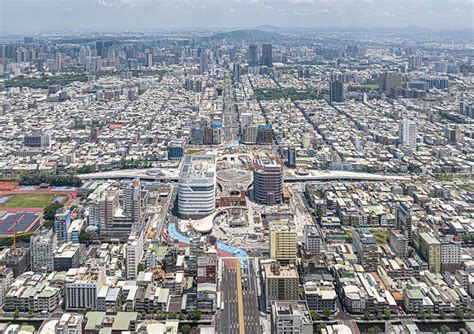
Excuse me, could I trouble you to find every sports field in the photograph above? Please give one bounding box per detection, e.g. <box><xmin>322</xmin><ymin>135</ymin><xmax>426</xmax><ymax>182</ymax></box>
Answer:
<box><xmin>0</xmin><ymin>193</ymin><xmax>66</xmax><ymax>208</ymax></box>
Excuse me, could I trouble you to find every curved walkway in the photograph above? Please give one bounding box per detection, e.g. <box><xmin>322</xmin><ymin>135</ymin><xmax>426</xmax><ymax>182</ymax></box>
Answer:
<box><xmin>168</xmin><ymin>223</ymin><xmax>248</xmax><ymax>268</ymax></box>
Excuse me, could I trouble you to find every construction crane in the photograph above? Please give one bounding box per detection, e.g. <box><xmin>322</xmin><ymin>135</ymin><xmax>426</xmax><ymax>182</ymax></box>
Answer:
<box><xmin>0</xmin><ymin>231</ymin><xmax>36</xmax><ymax>251</ymax></box>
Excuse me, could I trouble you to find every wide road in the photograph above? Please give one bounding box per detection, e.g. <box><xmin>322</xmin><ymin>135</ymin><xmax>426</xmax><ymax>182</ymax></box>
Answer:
<box><xmin>218</xmin><ymin>259</ymin><xmax>262</xmax><ymax>334</ymax></box>
<box><xmin>218</xmin><ymin>261</ymin><xmax>241</xmax><ymax>334</ymax></box>
<box><xmin>223</xmin><ymin>73</ymin><xmax>240</xmax><ymax>142</ymax></box>
<box><xmin>242</xmin><ymin>260</ymin><xmax>262</xmax><ymax>334</ymax></box>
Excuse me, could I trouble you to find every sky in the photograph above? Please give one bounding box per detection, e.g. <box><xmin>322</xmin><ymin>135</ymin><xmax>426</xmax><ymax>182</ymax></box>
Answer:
<box><xmin>0</xmin><ymin>0</ymin><xmax>473</xmax><ymax>33</ymax></box>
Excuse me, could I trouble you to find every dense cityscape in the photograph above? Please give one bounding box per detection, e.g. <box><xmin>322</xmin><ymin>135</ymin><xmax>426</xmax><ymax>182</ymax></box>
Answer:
<box><xmin>0</xmin><ymin>15</ymin><xmax>473</xmax><ymax>334</ymax></box>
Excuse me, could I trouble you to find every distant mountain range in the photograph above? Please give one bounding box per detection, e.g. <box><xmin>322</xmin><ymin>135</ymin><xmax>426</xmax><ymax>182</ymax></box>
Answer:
<box><xmin>206</xmin><ymin>29</ymin><xmax>281</xmax><ymax>43</ymax></box>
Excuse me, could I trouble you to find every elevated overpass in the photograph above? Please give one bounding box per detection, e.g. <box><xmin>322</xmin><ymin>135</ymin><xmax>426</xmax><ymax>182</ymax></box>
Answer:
<box><xmin>79</xmin><ymin>168</ymin><xmax>409</xmax><ymax>183</ymax></box>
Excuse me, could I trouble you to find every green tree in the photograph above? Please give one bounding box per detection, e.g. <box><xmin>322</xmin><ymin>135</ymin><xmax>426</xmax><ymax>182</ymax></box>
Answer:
<box><xmin>364</xmin><ymin>311</ymin><xmax>371</xmax><ymax>321</ymax></box>
<box><xmin>376</xmin><ymin>311</ymin><xmax>383</xmax><ymax>319</ymax></box>
<box><xmin>440</xmin><ymin>325</ymin><xmax>450</xmax><ymax>334</ymax></box>
<box><xmin>316</xmin><ymin>209</ymin><xmax>323</xmax><ymax>220</ymax></box>
<box><xmin>383</xmin><ymin>308</ymin><xmax>391</xmax><ymax>320</ymax></box>
<box><xmin>137</xmin><ymin>263</ymin><xmax>144</xmax><ymax>273</ymax></box>
<box><xmin>188</xmin><ymin>310</ymin><xmax>202</xmax><ymax>320</ymax></box>
<box><xmin>316</xmin><ymin>323</ymin><xmax>327</xmax><ymax>333</ymax></box>
<box><xmin>78</xmin><ymin>228</ymin><xmax>91</xmax><ymax>244</ymax></box>
<box><xmin>454</xmin><ymin>309</ymin><xmax>464</xmax><ymax>319</ymax></box>
<box><xmin>310</xmin><ymin>311</ymin><xmax>321</xmax><ymax>320</ymax></box>
<box><xmin>368</xmin><ymin>326</ymin><xmax>382</xmax><ymax>333</ymax></box>
<box><xmin>13</xmin><ymin>308</ymin><xmax>19</xmax><ymax>319</ymax></box>
<box><xmin>167</xmin><ymin>312</ymin><xmax>176</xmax><ymax>319</ymax></box>
<box><xmin>28</xmin><ymin>308</ymin><xmax>34</xmax><ymax>318</ymax></box>
<box><xmin>177</xmin><ymin>312</ymin><xmax>187</xmax><ymax>320</ymax></box>
<box><xmin>432</xmin><ymin>328</ymin><xmax>438</xmax><ymax>334</ymax></box>
<box><xmin>43</xmin><ymin>202</ymin><xmax>64</xmax><ymax>221</ymax></box>
<box><xmin>156</xmin><ymin>311</ymin><xmax>166</xmax><ymax>320</ymax></box>
<box><xmin>182</xmin><ymin>324</ymin><xmax>192</xmax><ymax>334</ymax></box>
<box><xmin>322</xmin><ymin>308</ymin><xmax>331</xmax><ymax>319</ymax></box>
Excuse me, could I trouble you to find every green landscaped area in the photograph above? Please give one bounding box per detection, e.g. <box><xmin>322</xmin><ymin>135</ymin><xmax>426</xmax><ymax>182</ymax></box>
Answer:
<box><xmin>187</xmin><ymin>148</ymin><xmax>205</xmax><ymax>155</ymax></box>
<box><xmin>0</xmin><ymin>193</ymin><xmax>67</xmax><ymax>208</ymax></box>
<box><xmin>254</xmin><ymin>88</ymin><xmax>322</xmax><ymax>101</ymax></box>
<box><xmin>370</xmin><ymin>229</ymin><xmax>390</xmax><ymax>244</ymax></box>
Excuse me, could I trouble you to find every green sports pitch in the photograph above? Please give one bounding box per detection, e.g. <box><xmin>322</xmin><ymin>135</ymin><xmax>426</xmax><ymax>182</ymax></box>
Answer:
<box><xmin>0</xmin><ymin>193</ymin><xmax>67</xmax><ymax>208</ymax></box>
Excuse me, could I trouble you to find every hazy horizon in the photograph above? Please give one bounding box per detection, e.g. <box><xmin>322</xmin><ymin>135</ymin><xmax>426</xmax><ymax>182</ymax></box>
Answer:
<box><xmin>1</xmin><ymin>0</ymin><xmax>472</xmax><ymax>34</ymax></box>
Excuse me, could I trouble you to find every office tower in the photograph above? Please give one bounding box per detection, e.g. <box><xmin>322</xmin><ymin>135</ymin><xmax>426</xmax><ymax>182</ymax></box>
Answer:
<box><xmin>199</xmin><ymin>48</ymin><xmax>209</xmax><ymax>75</ymax></box>
<box><xmin>126</xmin><ymin>230</ymin><xmax>144</xmax><ymax>279</ymax></box>
<box><xmin>194</xmin><ymin>79</ymin><xmax>203</xmax><ymax>92</ymax></box>
<box><xmin>248</xmin><ymin>44</ymin><xmax>258</xmax><ymax>67</ymax></box>
<box><xmin>240</xmin><ymin>112</ymin><xmax>253</xmax><ymax>130</ymax></box>
<box><xmin>55</xmin><ymin>53</ymin><xmax>63</xmax><ymax>71</ymax></box>
<box><xmin>65</xmin><ymin>270</ymin><xmax>98</xmax><ymax>311</ymax></box>
<box><xmin>107</xmin><ymin>46</ymin><xmax>116</xmax><ymax>61</ymax></box>
<box><xmin>304</xmin><ymin>225</ymin><xmax>322</xmax><ymax>255</ymax></box>
<box><xmin>123</xmin><ymin>178</ymin><xmax>142</xmax><ymax>223</ymax></box>
<box><xmin>269</xmin><ymin>218</ymin><xmax>297</xmax><ymax>263</ymax></box>
<box><xmin>53</xmin><ymin>243</ymin><xmax>80</xmax><ymax>271</ymax></box>
<box><xmin>145</xmin><ymin>52</ymin><xmax>153</xmax><ymax>67</ymax></box>
<box><xmin>178</xmin><ymin>155</ymin><xmax>216</xmax><ymax>219</ymax></box>
<box><xmin>0</xmin><ymin>267</ymin><xmax>13</xmax><ymax>308</ymax></box>
<box><xmin>168</xmin><ymin>140</ymin><xmax>184</xmax><ymax>160</ymax></box>
<box><xmin>388</xmin><ymin>230</ymin><xmax>408</xmax><ymax>258</ymax></box>
<box><xmin>264</xmin><ymin>261</ymin><xmax>299</xmax><ymax>311</ymax></box>
<box><xmin>435</xmin><ymin>62</ymin><xmax>448</xmax><ymax>73</ymax></box>
<box><xmin>352</xmin><ymin>228</ymin><xmax>378</xmax><ymax>272</ymax></box>
<box><xmin>103</xmin><ymin>40</ymin><xmax>113</xmax><ymax>56</ymax></box>
<box><xmin>409</xmin><ymin>55</ymin><xmax>423</xmax><ymax>69</ymax></box>
<box><xmin>262</xmin><ymin>43</ymin><xmax>273</xmax><ymax>67</ymax></box>
<box><xmin>378</xmin><ymin>72</ymin><xmax>402</xmax><ymax>95</ymax></box>
<box><xmin>173</xmin><ymin>45</ymin><xmax>183</xmax><ymax>64</ymax></box>
<box><xmin>271</xmin><ymin>301</ymin><xmax>313</xmax><ymax>334</ymax></box>
<box><xmin>34</xmin><ymin>58</ymin><xmax>44</xmax><ymax>72</ymax></box>
<box><xmin>54</xmin><ymin>207</ymin><xmax>71</xmax><ymax>242</ymax></box>
<box><xmin>203</xmin><ymin>127</ymin><xmax>213</xmax><ymax>145</ymax></box>
<box><xmin>399</xmin><ymin>119</ymin><xmax>417</xmax><ymax>149</ymax></box>
<box><xmin>0</xmin><ymin>249</ymin><xmax>30</xmax><ymax>277</ymax></box>
<box><xmin>302</xmin><ymin>133</ymin><xmax>312</xmax><ymax>149</ymax></box>
<box><xmin>253</xmin><ymin>155</ymin><xmax>284</xmax><ymax>205</ymax></box>
<box><xmin>287</xmin><ymin>147</ymin><xmax>296</xmax><ymax>167</ymax></box>
<box><xmin>88</xmin><ymin>188</ymin><xmax>119</xmax><ymax>231</ymax></box>
<box><xmin>440</xmin><ymin>235</ymin><xmax>462</xmax><ymax>273</ymax></box>
<box><xmin>23</xmin><ymin>132</ymin><xmax>50</xmax><ymax>148</ymax></box>
<box><xmin>242</xmin><ymin>125</ymin><xmax>258</xmax><ymax>144</ymax></box>
<box><xmin>396</xmin><ymin>203</ymin><xmax>413</xmax><ymax>245</ymax></box>
<box><xmin>256</xmin><ymin>125</ymin><xmax>273</xmax><ymax>144</ymax></box>
<box><xmin>329</xmin><ymin>80</ymin><xmax>344</xmax><ymax>103</ymax></box>
<box><xmin>459</xmin><ymin>101</ymin><xmax>474</xmax><ymax>118</ymax></box>
<box><xmin>30</xmin><ymin>229</ymin><xmax>57</xmax><ymax>273</ymax></box>
<box><xmin>79</xmin><ymin>46</ymin><xmax>87</xmax><ymax>65</ymax></box>
<box><xmin>418</xmin><ymin>232</ymin><xmax>441</xmax><ymax>274</ymax></box>
<box><xmin>90</xmin><ymin>126</ymin><xmax>100</xmax><ymax>143</ymax></box>
<box><xmin>191</xmin><ymin>126</ymin><xmax>204</xmax><ymax>145</ymax></box>
<box><xmin>211</xmin><ymin>124</ymin><xmax>222</xmax><ymax>145</ymax></box>
<box><xmin>184</xmin><ymin>78</ymin><xmax>194</xmax><ymax>91</ymax></box>
<box><xmin>96</xmin><ymin>41</ymin><xmax>104</xmax><ymax>58</ymax></box>
<box><xmin>444</xmin><ymin>126</ymin><xmax>462</xmax><ymax>143</ymax></box>
<box><xmin>232</xmin><ymin>62</ymin><xmax>241</xmax><ymax>83</ymax></box>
